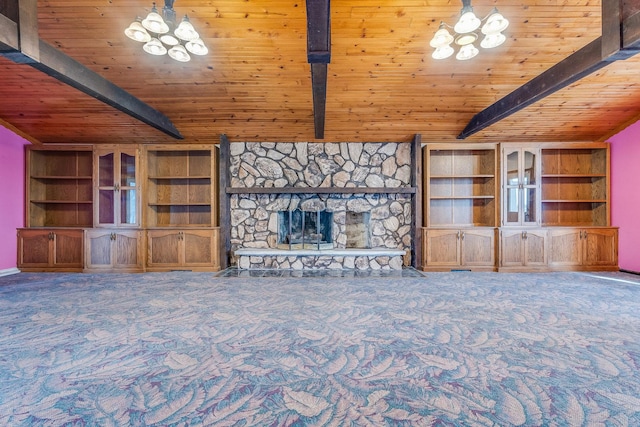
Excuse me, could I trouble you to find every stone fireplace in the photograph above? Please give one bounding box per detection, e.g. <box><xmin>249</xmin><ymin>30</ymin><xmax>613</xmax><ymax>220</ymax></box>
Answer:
<box><xmin>228</xmin><ymin>142</ymin><xmax>414</xmax><ymax>270</ymax></box>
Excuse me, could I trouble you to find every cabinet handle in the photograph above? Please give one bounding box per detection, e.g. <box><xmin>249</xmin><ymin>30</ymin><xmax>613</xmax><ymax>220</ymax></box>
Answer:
<box><xmin>456</xmin><ymin>230</ymin><xmax>460</xmax><ymax>240</ymax></box>
<box><xmin>583</xmin><ymin>230</ymin><xmax>587</xmax><ymax>239</ymax></box>
<box><xmin>522</xmin><ymin>231</ymin><xmax>527</xmax><ymax>240</ymax></box>
<box><xmin>580</xmin><ymin>230</ymin><xmax>583</xmax><ymax>239</ymax></box>
<box><xmin>110</xmin><ymin>233</ymin><xmax>116</xmax><ymax>241</ymax></box>
<box><xmin>48</xmin><ymin>231</ymin><xmax>54</xmax><ymax>240</ymax></box>
<box><xmin>461</xmin><ymin>231</ymin><xmax>465</xmax><ymax>241</ymax></box>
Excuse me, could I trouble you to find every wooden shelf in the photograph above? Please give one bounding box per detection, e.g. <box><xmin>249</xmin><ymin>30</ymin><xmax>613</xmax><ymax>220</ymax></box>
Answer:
<box><xmin>542</xmin><ymin>174</ymin><xmax>606</xmax><ymax>178</ymax></box>
<box><xmin>31</xmin><ymin>175</ymin><xmax>93</xmax><ymax>180</ymax></box>
<box><xmin>32</xmin><ymin>200</ymin><xmax>93</xmax><ymax>204</ymax></box>
<box><xmin>542</xmin><ymin>199</ymin><xmax>607</xmax><ymax>203</ymax></box>
<box><xmin>148</xmin><ymin>176</ymin><xmax>211</xmax><ymax>180</ymax></box>
<box><xmin>431</xmin><ymin>175</ymin><xmax>494</xmax><ymax>179</ymax></box>
<box><xmin>431</xmin><ymin>195</ymin><xmax>495</xmax><ymax>200</ymax></box>
<box><xmin>149</xmin><ymin>202</ymin><xmax>211</xmax><ymax>206</ymax></box>
<box><xmin>226</xmin><ymin>186</ymin><xmax>417</xmax><ymax>194</ymax></box>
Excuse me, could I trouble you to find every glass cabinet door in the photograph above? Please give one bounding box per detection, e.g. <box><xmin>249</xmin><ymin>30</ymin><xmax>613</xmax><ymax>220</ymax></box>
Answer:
<box><xmin>95</xmin><ymin>148</ymin><xmax>139</xmax><ymax>227</ymax></box>
<box><xmin>502</xmin><ymin>146</ymin><xmax>540</xmax><ymax>226</ymax></box>
<box><xmin>98</xmin><ymin>152</ymin><xmax>115</xmax><ymax>225</ymax></box>
<box><xmin>119</xmin><ymin>152</ymin><xmax>137</xmax><ymax>225</ymax></box>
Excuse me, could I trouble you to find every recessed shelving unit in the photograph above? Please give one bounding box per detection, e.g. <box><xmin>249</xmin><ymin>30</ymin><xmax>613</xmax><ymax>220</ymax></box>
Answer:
<box><xmin>425</xmin><ymin>146</ymin><xmax>497</xmax><ymax>227</ymax></box>
<box><xmin>146</xmin><ymin>147</ymin><xmax>217</xmax><ymax>227</ymax></box>
<box><xmin>541</xmin><ymin>147</ymin><xmax>608</xmax><ymax>226</ymax></box>
<box><xmin>27</xmin><ymin>148</ymin><xmax>93</xmax><ymax>227</ymax></box>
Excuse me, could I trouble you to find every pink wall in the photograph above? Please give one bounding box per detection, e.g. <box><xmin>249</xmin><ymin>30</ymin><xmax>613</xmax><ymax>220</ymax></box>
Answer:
<box><xmin>609</xmin><ymin>122</ymin><xmax>640</xmax><ymax>273</ymax></box>
<box><xmin>0</xmin><ymin>126</ymin><xmax>28</xmax><ymax>271</ymax></box>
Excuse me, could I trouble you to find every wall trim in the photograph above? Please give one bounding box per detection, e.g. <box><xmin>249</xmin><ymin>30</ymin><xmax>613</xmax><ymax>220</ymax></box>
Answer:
<box><xmin>0</xmin><ymin>267</ymin><xmax>20</xmax><ymax>277</ymax></box>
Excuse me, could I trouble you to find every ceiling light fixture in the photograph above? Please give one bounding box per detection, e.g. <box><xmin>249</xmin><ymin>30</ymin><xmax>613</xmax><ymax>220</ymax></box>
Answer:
<box><xmin>125</xmin><ymin>0</ymin><xmax>208</xmax><ymax>62</ymax></box>
<box><xmin>430</xmin><ymin>0</ymin><xmax>509</xmax><ymax>61</ymax></box>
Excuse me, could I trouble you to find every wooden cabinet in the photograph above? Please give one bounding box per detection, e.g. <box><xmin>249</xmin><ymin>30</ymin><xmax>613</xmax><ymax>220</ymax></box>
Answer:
<box><xmin>84</xmin><ymin>229</ymin><xmax>144</xmax><ymax>272</ymax></box>
<box><xmin>94</xmin><ymin>146</ymin><xmax>141</xmax><ymax>228</ymax></box>
<box><xmin>17</xmin><ymin>228</ymin><xmax>84</xmax><ymax>272</ymax></box>
<box><xmin>147</xmin><ymin>228</ymin><xmax>220</xmax><ymax>271</ymax></box>
<box><xmin>423</xmin><ymin>228</ymin><xmax>495</xmax><ymax>271</ymax></box>
<box><xmin>143</xmin><ymin>145</ymin><xmax>220</xmax><ymax>271</ymax></box>
<box><xmin>502</xmin><ymin>145</ymin><xmax>541</xmax><ymax>226</ymax></box>
<box><xmin>541</xmin><ymin>143</ymin><xmax>609</xmax><ymax>227</ymax></box>
<box><xmin>548</xmin><ymin>227</ymin><xmax>618</xmax><ymax>270</ymax></box>
<box><xmin>422</xmin><ymin>144</ymin><xmax>498</xmax><ymax>271</ymax></box>
<box><xmin>26</xmin><ymin>146</ymin><xmax>93</xmax><ymax>228</ymax></box>
<box><xmin>499</xmin><ymin>228</ymin><xmax>548</xmax><ymax>270</ymax></box>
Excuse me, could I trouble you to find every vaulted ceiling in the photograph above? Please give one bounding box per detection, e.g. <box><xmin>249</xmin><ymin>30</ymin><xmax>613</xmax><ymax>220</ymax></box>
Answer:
<box><xmin>1</xmin><ymin>0</ymin><xmax>640</xmax><ymax>146</ymax></box>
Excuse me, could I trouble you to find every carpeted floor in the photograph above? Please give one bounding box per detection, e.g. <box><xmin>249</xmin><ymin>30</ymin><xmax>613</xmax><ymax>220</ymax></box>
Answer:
<box><xmin>0</xmin><ymin>270</ymin><xmax>639</xmax><ymax>426</ymax></box>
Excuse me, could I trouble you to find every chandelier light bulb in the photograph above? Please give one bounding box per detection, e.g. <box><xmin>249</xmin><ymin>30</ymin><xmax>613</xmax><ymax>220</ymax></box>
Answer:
<box><xmin>456</xmin><ymin>43</ymin><xmax>479</xmax><ymax>60</ymax></box>
<box><xmin>432</xmin><ymin>45</ymin><xmax>454</xmax><ymax>60</ymax></box>
<box><xmin>124</xmin><ymin>20</ymin><xmax>151</xmax><ymax>43</ymax></box>
<box><xmin>143</xmin><ymin>38</ymin><xmax>167</xmax><ymax>56</ymax></box>
<box><xmin>175</xmin><ymin>15</ymin><xmax>199</xmax><ymax>41</ymax></box>
<box><xmin>160</xmin><ymin>33</ymin><xmax>180</xmax><ymax>46</ymax></box>
<box><xmin>481</xmin><ymin>32</ymin><xmax>506</xmax><ymax>49</ymax></box>
<box><xmin>482</xmin><ymin>8</ymin><xmax>509</xmax><ymax>35</ymax></box>
<box><xmin>186</xmin><ymin>38</ymin><xmax>209</xmax><ymax>56</ymax></box>
<box><xmin>429</xmin><ymin>24</ymin><xmax>454</xmax><ymax>48</ymax></box>
<box><xmin>454</xmin><ymin>7</ymin><xmax>481</xmax><ymax>34</ymax></box>
<box><xmin>142</xmin><ymin>4</ymin><xmax>170</xmax><ymax>34</ymax></box>
<box><xmin>168</xmin><ymin>45</ymin><xmax>191</xmax><ymax>62</ymax></box>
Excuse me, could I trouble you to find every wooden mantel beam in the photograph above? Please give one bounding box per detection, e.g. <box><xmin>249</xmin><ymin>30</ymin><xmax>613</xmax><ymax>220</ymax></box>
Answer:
<box><xmin>0</xmin><ymin>0</ymin><xmax>183</xmax><ymax>139</ymax></box>
<box><xmin>306</xmin><ymin>0</ymin><xmax>331</xmax><ymax>139</ymax></box>
<box><xmin>458</xmin><ymin>0</ymin><xmax>640</xmax><ymax>139</ymax></box>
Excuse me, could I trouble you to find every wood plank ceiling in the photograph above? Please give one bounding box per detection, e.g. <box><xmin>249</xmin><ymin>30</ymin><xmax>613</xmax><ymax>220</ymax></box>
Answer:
<box><xmin>1</xmin><ymin>0</ymin><xmax>640</xmax><ymax>145</ymax></box>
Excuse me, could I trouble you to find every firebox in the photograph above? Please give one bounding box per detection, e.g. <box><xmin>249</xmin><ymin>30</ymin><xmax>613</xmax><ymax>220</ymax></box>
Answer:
<box><xmin>277</xmin><ymin>209</ymin><xmax>333</xmax><ymax>250</ymax></box>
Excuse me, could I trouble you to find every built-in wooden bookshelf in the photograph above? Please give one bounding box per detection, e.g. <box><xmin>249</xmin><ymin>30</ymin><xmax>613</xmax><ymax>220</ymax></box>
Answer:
<box><xmin>27</xmin><ymin>147</ymin><xmax>93</xmax><ymax>227</ymax></box>
<box><xmin>424</xmin><ymin>145</ymin><xmax>497</xmax><ymax>228</ymax></box>
<box><xmin>541</xmin><ymin>145</ymin><xmax>609</xmax><ymax>226</ymax></box>
<box><xmin>145</xmin><ymin>146</ymin><xmax>217</xmax><ymax>227</ymax></box>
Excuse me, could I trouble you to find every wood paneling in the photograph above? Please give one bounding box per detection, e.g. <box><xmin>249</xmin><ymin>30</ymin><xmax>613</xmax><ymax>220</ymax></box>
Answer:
<box><xmin>1</xmin><ymin>1</ymin><xmax>639</xmax><ymax>144</ymax></box>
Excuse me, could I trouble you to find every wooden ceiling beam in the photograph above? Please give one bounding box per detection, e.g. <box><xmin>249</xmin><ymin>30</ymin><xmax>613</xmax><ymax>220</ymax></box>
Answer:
<box><xmin>0</xmin><ymin>0</ymin><xmax>183</xmax><ymax>140</ymax></box>
<box><xmin>458</xmin><ymin>0</ymin><xmax>640</xmax><ymax>139</ymax></box>
<box><xmin>306</xmin><ymin>0</ymin><xmax>330</xmax><ymax>139</ymax></box>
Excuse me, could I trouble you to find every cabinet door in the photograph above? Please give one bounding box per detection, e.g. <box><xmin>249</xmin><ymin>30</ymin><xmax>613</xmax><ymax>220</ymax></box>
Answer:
<box><xmin>183</xmin><ymin>230</ymin><xmax>216</xmax><ymax>267</ymax></box>
<box><xmin>114</xmin><ymin>231</ymin><xmax>143</xmax><ymax>270</ymax></box>
<box><xmin>523</xmin><ymin>229</ymin><xmax>547</xmax><ymax>266</ymax></box>
<box><xmin>424</xmin><ymin>229</ymin><xmax>460</xmax><ymax>267</ymax></box>
<box><xmin>548</xmin><ymin>228</ymin><xmax>583</xmax><ymax>267</ymax></box>
<box><xmin>18</xmin><ymin>229</ymin><xmax>53</xmax><ymax>267</ymax></box>
<box><xmin>147</xmin><ymin>230</ymin><xmax>182</xmax><ymax>268</ymax></box>
<box><xmin>583</xmin><ymin>228</ymin><xmax>618</xmax><ymax>267</ymax></box>
<box><xmin>503</xmin><ymin>147</ymin><xmax>540</xmax><ymax>226</ymax></box>
<box><xmin>85</xmin><ymin>229</ymin><xmax>143</xmax><ymax>271</ymax></box>
<box><xmin>460</xmin><ymin>229</ymin><xmax>495</xmax><ymax>267</ymax></box>
<box><xmin>500</xmin><ymin>229</ymin><xmax>525</xmax><ymax>267</ymax></box>
<box><xmin>85</xmin><ymin>229</ymin><xmax>115</xmax><ymax>270</ymax></box>
<box><xmin>52</xmin><ymin>229</ymin><xmax>84</xmax><ymax>268</ymax></box>
<box><xmin>95</xmin><ymin>148</ymin><xmax>140</xmax><ymax>227</ymax></box>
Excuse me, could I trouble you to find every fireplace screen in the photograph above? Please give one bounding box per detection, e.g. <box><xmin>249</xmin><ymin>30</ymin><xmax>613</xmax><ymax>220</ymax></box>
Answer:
<box><xmin>277</xmin><ymin>209</ymin><xmax>333</xmax><ymax>250</ymax></box>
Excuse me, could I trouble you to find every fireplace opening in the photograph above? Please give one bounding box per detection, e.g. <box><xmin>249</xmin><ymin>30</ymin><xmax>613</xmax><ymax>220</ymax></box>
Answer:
<box><xmin>277</xmin><ymin>209</ymin><xmax>333</xmax><ymax>250</ymax></box>
<box><xmin>346</xmin><ymin>211</ymin><xmax>370</xmax><ymax>248</ymax></box>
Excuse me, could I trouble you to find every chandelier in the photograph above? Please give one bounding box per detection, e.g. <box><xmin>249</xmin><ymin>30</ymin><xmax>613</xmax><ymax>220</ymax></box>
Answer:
<box><xmin>429</xmin><ymin>0</ymin><xmax>509</xmax><ymax>60</ymax></box>
<box><xmin>124</xmin><ymin>0</ymin><xmax>208</xmax><ymax>62</ymax></box>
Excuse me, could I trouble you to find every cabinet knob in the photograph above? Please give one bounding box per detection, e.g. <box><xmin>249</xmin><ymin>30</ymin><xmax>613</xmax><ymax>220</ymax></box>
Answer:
<box><xmin>461</xmin><ymin>231</ymin><xmax>465</xmax><ymax>241</ymax></box>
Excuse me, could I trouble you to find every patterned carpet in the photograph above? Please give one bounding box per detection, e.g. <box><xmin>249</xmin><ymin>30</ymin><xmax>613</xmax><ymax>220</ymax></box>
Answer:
<box><xmin>0</xmin><ymin>271</ymin><xmax>639</xmax><ymax>426</ymax></box>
